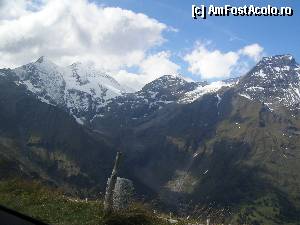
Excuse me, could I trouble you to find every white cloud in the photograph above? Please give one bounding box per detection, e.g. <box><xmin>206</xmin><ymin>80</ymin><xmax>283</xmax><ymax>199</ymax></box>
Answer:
<box><xmin>0</xmin><ymin>0</ymin><xmax>265</xmax><ymax>91</ymax></box>
<box><xmin>0</xmin><ymin>0</ymin><xmax>28</xmax><ymax>20</ymax></box>
<box><xmin>114</xmin><ymin>51</ymin><xmax>181</xmax><ymax>91</ymax></box>
<box><xmin>0</xmin><ymin>0</ymin><xmax>182</xmax><ymax>91</ymax></box>
<box><xmin>113</xmin><ymin>70</ymin><xmax>144</xmax><ymax>92</ymax></box>
<box><xmin>184</xmin><ymin>42</ymin><xmax>239</xmax><ymax>79</ymax></box>
<box><xmin>139</xmin><ymin>51</ymin><xmax>180</xmax><ymax>82</ymax></box>
<box><xmin>239</xmin><ymin>43</ymin><xmax>264</xmax><ymax>62</ymax></box>
<box><xmin>184</xmin><ymin>41</ymin><xmax>264</xmax><ymax>79</ymax></box>
<box><xmin>0</xmin><ymin>0</ymin><xmax>167</xmax><ymax>70</ymax></box>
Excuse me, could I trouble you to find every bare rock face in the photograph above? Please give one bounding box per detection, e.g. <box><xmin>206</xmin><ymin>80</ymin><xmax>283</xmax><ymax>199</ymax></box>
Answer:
<box><xmin>113</xmin><ymin>177</ymin><xmax>134</xmax><ymax>211</ymax></box>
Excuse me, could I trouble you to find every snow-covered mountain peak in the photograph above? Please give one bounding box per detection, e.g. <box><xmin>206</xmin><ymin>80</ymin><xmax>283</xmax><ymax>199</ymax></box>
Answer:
<box><xmin>10</xmin><ymin>57</ymin><xmax>126</xmax><ymax>122</ymax></box>
<box><xmin>32</xmin><ymin>56</ymin><xmax>62</xmax><ymax>73</ymax></box>
<box><xmin>64</xmin><ymin>61</ymin><xmax>125</xmax><ymax>100</ymax></box>
<box><xmin>68</xmin><ymin>61</ymin><xmax>118</xmax><ymax>84</ymax></box>
<box><xmin>142</xmin><ymin>75</ymin><xmax>187</xmax><ymax>90</ymax></box>
<box><xmin>243</xmin><ymin>54</ymin><xmax>298</xmax><ymax>82</ymax></box>
<box><xmin>14</xmin><ymin>56</ymin><xmax>65</xmax><ymax>105</ymax></box>
<box><xmin>254</xmin><ymin>55</ymin><xmax>298</xmax><ymax>77</ymax></box>
<box><xmin>238</xmin><ymin>54</ymin><xmax>300</xmax><ymax>110</ymax></box>
<box><xmin>36</xmin><ymin>56</ymin><xmax>52</xmax><ymax>63</ymax></box>
<box><xmin>260</xmin><ymin>54</ymin><xmax>296</xmax><ymax>65</ymax></box>
<box><xmin>138</xmin><ymin>75</ymin><xmax>200</xmax><ymax>102</ymax></box>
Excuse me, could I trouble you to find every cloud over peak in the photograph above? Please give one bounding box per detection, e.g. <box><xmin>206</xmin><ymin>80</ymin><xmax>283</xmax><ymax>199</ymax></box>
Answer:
<box><xmin>0</xmin><ymin>0</ymin><xmax>168</xmax><ymax>70</ymax></box>
<box><xmin>114</xmin><ymin>51</ymin><xmax>181</xmax><ymax>91</ymax></box>
<box><xmin>239</xmin><ymin>43</ymin><xmax>264</xmax><ymax>62</ymax></box>
<box><xmin>184</xmin><ymin>41</ymin><xmax>264</xmax><ymax>80</ymax></box>
<box><xmin>0</xmin><ymin>0</ymin><xmax>266</xmax><ymax>91</ymax></box>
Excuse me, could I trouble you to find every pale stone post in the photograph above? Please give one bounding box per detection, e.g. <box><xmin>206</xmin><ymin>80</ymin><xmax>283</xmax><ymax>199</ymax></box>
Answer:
<box><xmin>103</xmin><ymin>152</ymin><xmax>122</xmax><ymax>215</ymax></box>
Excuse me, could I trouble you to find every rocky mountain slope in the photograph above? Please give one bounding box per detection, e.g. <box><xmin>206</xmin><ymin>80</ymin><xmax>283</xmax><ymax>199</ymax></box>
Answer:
<box><xmin>0</xmin><ymin>72</ymin><xmax>116</xmax><ymax>193</ymax></box>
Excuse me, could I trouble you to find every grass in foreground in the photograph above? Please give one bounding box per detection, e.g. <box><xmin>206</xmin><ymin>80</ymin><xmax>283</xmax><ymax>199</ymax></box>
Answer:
<box><xmin>0</xmin><ymin>179</ymin><xmax>174</xmax><ymax>225</ymax></box>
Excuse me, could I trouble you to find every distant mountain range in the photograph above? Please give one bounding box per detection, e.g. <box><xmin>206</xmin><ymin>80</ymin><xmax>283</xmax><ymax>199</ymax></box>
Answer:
<box><xmin>1</xmin><ymin>54</ymin><xmax>300</xmax><ymax>224</ymax></box>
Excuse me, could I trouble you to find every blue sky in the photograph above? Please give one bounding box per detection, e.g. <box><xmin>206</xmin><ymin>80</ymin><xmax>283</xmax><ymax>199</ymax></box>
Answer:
<box><xmin>0</xmin><ymin>0</ymin><xmax>299</xmax><ymax>90</ymax></box>
<box><xmin>99</xmin><ymin>0</ymin><xmax>300</xmax><ymax>81</ymax></box>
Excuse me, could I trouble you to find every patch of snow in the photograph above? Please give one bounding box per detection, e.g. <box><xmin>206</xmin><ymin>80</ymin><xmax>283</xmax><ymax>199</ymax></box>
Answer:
<box><xmin>193</xmin><ymin>152</ymin><xmax>199</xmax><ymax>158</ymax></box>
<box><xmin>180</xmin><ymin>81</ymin><xmax>235</xmax><ymax>103</ymax></box>
<box><xmin>167</xmin><ymin>218</ymin><xmax>178</xmax><ymax>224</ymax></box>
<box><xmin>246</xmin><ymin>86</ymin><xmax>264</xmax><ymax>91</ymax></box>
<box><xmin>37</xmin><ymin>97</ymin><xmax>55</xmax><ymax>106</ymax></box>
<box><xmin>239</xmin><ymin>93</ymin><xmax>252</xmax><ymax>100</ymax></box>
<box><xmin>255</xmin><ymin>69</ymin><xmax>266</xmax><ymax>78</ymax></box>
<box><xmin>149</xmin><ymin>91</ymin><xmax>158</xmax><ymax>99</ymax></box>
<box><xmin>274</xmin><ymin>67</ymin><xmax>281</xmax><ymax>72</ymax></box>
<box><xmin>156</xmin><ymin>100</ymin><xmax>174</xmax><ymax>104</ymax></box>
<box><xmin>75</xmin><ymin>117</ymin><xmax>85</xmax><ymax>125</ymax></box>
<box><xmin>216</xmin><ymin>94</ymin><xmax>221</xmax><ymax>107</ymax></box>
<box><xmin>263</xmin><ymin>103</ymin><xmax>274</xmax><ymax>111</ymax></box>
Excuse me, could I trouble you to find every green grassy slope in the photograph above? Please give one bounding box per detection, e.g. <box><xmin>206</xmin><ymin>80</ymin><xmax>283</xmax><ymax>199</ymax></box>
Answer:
<box><xmin>0</xmin><ymin>179</ymin><xmax>175</xmax><ymax>225</ymax></box>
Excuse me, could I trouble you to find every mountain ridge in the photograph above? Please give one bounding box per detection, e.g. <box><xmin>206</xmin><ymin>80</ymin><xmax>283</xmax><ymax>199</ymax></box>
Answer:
<box><xmin>3</xmin><ymin>54</ymin><xmax>300</xmax><ymax>125</ymax></box>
